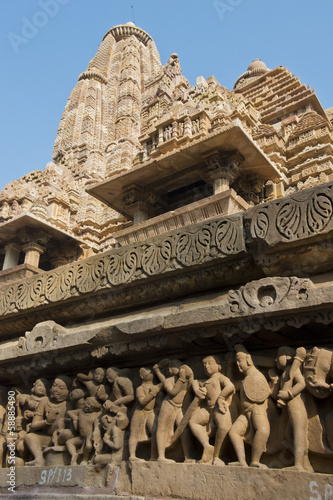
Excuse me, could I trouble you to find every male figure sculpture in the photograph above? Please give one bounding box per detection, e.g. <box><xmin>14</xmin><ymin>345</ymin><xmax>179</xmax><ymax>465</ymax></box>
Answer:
<box><xmin>66</xmin><ymin>396</ymin><xmax>102</xmax><ymax>465</ymax></box>
<box><xmin>229</xmin><ymin>345</ymin><xmax>270</xmax><ymax>468</ymax></box>
<box><xmin>188</xmin><ymin>355</ymin><xmax>235</xmax><ymax>464</ymax></box>
<box><xmin>270</xmin><ymin>346</ymin><xmax>312</xmax><ymax>471</ymax></box>
<box><xmin>154</xmin><ymin>360</ymin><xmax>193</xmax><ymax>461</ymax></box>
<box><xmin>97</xmin><ymin>367</ymin><xmax>134</xmax><ymax>410</ymax></box>
<box><xmin>24</xmin><ymin>376</ymin><xmax>72</xmax><ymax>467</ymax></box>
<box><xmin>129</xmin><ymin>367</ymin><xmax>162</xmax><ymax>461</ymax></box>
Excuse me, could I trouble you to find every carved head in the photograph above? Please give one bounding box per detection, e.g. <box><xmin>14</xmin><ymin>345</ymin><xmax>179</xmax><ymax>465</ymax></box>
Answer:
<box><xmin>70</xmin><ymin>387</ymin><xmax>86</xmax><ymax>404</ymax></box>
<box><xmin>106</xmin><ymin>367</ymin><xmax>119</xmax><ymax>384</ymax></box>
<box><xmin>235</xmin><ymin>352</ymin><xmax>253</xmax><ymax>374</ymax></box>
<box><xmin>101</xmin><ymin>414</ymin><xmax>114</xmax><ymax>430</ymax></box>
<box><xmin>276</xmin><ymin>346</ymin><xmax>295</xmax><ymax>370</ymax></box>
<box><xmin>93</xmin><ymin>367</ymin><xmax>105</xmax><ymax>384</ymax></box>
<box><xmin>32</xmin><ymin>378</ymin><xmax>50</xmax><ymax>398</ymax></box>
<box><xmin>83</xmin><ymin>396</ymin><xmax>102</xmax><ymax>413</ymax></box>
<box><xmin>50</xmin><ymin>376</ymin><xmax>71</xmax><ymax>402</ymax></box>
<box><xmin>234</xmin><ymin>345</ymin><xmax>253</xmax><ymax>374</ymax></box>
<box><xmin>202</xmin><ymin>356</ymin><xmax>221</xmax><ymax>376</ymax></box>
<box><xmin>168</xmin><ymin>359</ymin><xmax>181</xmax><ymax>376</ymax></box>
<box><xmin>179</xmin><ymin>364</ymin><xmax>194</xmax><ymax>382</ymax></box>
<box><xmin>139</xmin><ymin>367</ymin><xmax>153</xmax><ymax>381</ymax></box>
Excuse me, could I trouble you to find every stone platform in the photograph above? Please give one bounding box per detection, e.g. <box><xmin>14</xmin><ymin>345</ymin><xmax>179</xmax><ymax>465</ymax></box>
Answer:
<box><xmin>1</xmin><ymin>462</ymin><xmax>332</xmax><ymax>500</ymax></box>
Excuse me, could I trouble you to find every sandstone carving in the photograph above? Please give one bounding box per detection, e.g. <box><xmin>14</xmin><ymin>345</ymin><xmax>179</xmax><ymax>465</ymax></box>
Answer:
<box><xmin>270</xmin><ymin>346</ymin><xmax>313</xmax><ymax>471</ymax></box>
<box><xmin>0</xmin><ymin>18</ymin><xmax>333</xmax><ymax>499</ymax></box>
<box><xmin>229</xmin><ymin>345</ymin><xmax>270</xmax><ymax>468</ymax></box>
<box><xmin>129</xmin><ymin>368</ymin><xmax>162</xmax><ymax>462</ymax></box>
<box><xmin>188</xmin><ymin>355</ymin><xmax>235</xmax><ymax>465</ymax></box>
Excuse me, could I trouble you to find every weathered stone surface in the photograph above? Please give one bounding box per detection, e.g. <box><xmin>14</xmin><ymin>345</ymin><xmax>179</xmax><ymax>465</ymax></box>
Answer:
<box><xmin>130</xmin><ymin>462</ymin><xmax>333</xmax><ymax>500</ymax></box>
<box><xmin>0</xmin><ymin>20</ymin><xmax>333</xmax><ymax>500</ymax></box>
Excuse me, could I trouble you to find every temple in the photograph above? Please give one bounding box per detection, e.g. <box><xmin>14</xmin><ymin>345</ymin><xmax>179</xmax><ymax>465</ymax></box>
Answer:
<box><xmin>0</xmin><ymin>23</ymin><xmax>333</xmax><ymax>499</ymax></box>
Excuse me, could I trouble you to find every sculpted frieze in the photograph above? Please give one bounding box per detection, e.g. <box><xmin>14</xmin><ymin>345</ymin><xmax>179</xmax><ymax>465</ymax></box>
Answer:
<box><xmin>248</xmin><ymin>181</ymin><xmax>333</xmax><ymax>246</ymax></box>
<box><xmin>0</xmin><ymin>215</ymin><xmax>245</xmax><ymax>320</ymax></box>
<box><xmin>1</xmin><ymin>345</ymin><xmax>332</xmax><ymax>473</ymax></box>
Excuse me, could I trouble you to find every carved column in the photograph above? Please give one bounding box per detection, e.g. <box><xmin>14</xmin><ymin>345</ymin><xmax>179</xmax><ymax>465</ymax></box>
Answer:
<box><xmin>203</xmin><ymin>151</ymin><xmax>244</xmax><ymax>194</ymax></box>
<box><xmin>22</xmin><ymin>243</ymin><xmax>45</xmax><ymax>268</ymax></box>
<box><xmin>122</xmin><ymin>185</ymin><xmax>160</xmax><ymax>225</ymax></box>
<box><xmin>2</xmin><ymin>243</ymin><xmax>21</xmax><ymax>270</ymax></box>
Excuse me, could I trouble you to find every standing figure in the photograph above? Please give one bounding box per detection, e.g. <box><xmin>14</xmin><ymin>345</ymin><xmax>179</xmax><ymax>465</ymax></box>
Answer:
<box><xmin>153</xmin><ymin>361</ymin><xmax>193</xmax><ymax>462</ymax></box>
<box><xmin>24</xmin><ymin>376</ymin><xmax>72</xmax><ymax>467</ymax></box>
<box><xmin>66</xmin><ymin>396</ymin><xmax>102</xmax><ymax>465</ymax></box>
<box><xmin>188</xmin><ymin>355</ymin><xmax>235</xmax><ymax>465</ymax></box>
<box><xmin>128</xmin><ymin>368</ymin><xmax>162</xmax><ymax>461</ymax></box>
<box><xmin>229</xmin><ymin>345</ymin><xmax>270</xmax><ymax>468</ymax></box>
<box><xmin>271</xmin><ymin>346</ymin><xmax>312</xmax><ymax>471</ymax></box>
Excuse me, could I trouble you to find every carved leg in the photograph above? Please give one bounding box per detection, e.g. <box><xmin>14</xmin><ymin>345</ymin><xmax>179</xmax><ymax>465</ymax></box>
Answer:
<box><xmin>287</xmin><ymin>400</ymin><xmax>313</xmax><ymax>472</ymax></box>
<box><xmin>228</xmin><ymin>415</ymin><xmax>248</xmax><ymax>467</ymax></box>
<box><xmin>128</xmin><ymin>411</ymin><xmax>144</xmax><ymax>461</ymax></box>
<box><xmin>189</xmin><ymin>408</ymin><xmax>213</xmax><ymax>463</ymax></box>
<box><xmin>156</xmin><ymin>401</ymin><xmax>176</xmax><ymax>462</ymax></box>
<box><xmin>250</xmin><ymin>412</ymin><xmax>269</xmax><ymax>468</ymax></box>
<box><xmin>24</xmin><ymin>433</ymin><xmax>47</xmax><ymax>467</ymax></box>
<box><xmin>66</xmin><ymin>437</ymin><xmax>83</xmax><ymax>465</ymax></box>
<box><xmin>213</xmin><ymin>410</ymin><xmax>232</xmax><ymax>466</ymax></box>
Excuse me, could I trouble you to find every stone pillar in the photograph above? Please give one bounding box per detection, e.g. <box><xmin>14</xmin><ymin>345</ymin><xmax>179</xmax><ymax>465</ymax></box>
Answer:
<box><xmin>2</xmin><ymin>244</ymin><xmax>21</xmax><ymax>270</ymax></box>
<box><xmin>122</xmin><ymin>185</ymin><xmax>159</xmax><ymax>225</ymax></box>
<box><xmin>133</xmin><ymin>202</ymin><xmax>151</xmax><ymax>224</ymax></box>
<box><xmin>203</xmin><ymin>151</ymin><xmax>244</xmax><ymax>194</ymax></box>
<box><xmin>212</xmin><ymin>176</ymin><xmax>231</xmax><ymax>194</ymax></box>
<box><xmin>22</xmin><ymin>243</ymin><xmax>45</xmax><ymax>268</ymax></box>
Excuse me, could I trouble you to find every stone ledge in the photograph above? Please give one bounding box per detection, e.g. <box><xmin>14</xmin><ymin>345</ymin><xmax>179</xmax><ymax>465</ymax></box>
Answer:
<box><xmin>130</xmin><ymin>462</ymin><xmax>333</xmax><ymax>500</ymax></box>
<box><xmin>1</xmin><ymin>463</ymin><xmax>332</xmax><ymax>500</ymax></box>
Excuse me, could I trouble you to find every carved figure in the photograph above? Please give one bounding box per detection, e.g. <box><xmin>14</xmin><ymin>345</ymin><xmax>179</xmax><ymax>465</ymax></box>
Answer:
<box><xmin>24</xmin><ymin>376</ymin><xmax>72</xmax><ymax>466</ymax></box>
<box><xmin>187</xmin><ymin>355</ymin><xmax>235</xmax><ymax>465</ymax></box>
<box><xmin>97</xmin><ymin>367</ymin><xmax>134</xmax><ymax>410</ymax></box>
<box><xmin>128</xmin><ymin>367</ymin><xmax>162</xmax><ymax>461</ymax></box>
<box><xmin>76</xmin><ymin>368</ymin><xmax>106</xmax><ymax>399</ymax></box>
<box><xmin>66</xmin><ymin>396</ymin><xmax>102</xmax><ymax>465</ymax></box>
<box><xmin>302</xmin><ymin>347</ymin><xmax>333</xmax><ymax>398</ymax></box>
<box><xmin>229</xmin><ymin>345</ymin><xmax>270</xmax><ymax>468</ymax></box>
<box><xmin>270</xmin><ymin>346</ymin><xmax>312</xmax><ymax>471</ymax></box>
<box><xmin>93</xmin><ymin>407</ymin><xmax>129</xmax><ymax>468</ymax></box>
<box><xmin>16</xmin><ymin>378</ymin><xmax>50</xmax><ymax>432</ymax></box>
<box><xmin>153</xmin><ymin>360</ymin><xmax>193</xmax><ymax>462</ymax></box>
<box><xmin>15</xmin><ymin>379</ymin><xmax>50</xmax><ymax>461</ymax></box>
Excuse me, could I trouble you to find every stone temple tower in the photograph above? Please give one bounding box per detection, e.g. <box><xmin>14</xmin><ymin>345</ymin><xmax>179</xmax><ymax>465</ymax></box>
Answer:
<box><xmin>0</xmin><ymin>21</ymin><xmax>333</xmax><ymax>500</ymax></box>
<box><xmin>53</xmin><ymin>23</ymin><xmax>163</xmax><ymax>179</ymax></box>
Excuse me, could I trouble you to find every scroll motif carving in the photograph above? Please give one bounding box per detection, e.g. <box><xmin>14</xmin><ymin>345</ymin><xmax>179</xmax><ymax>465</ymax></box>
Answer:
<box><xmin>228</xmin><ymin>277</ymin><xmax>313</xmax><ymax>315</ymax></box>
<box><xmin>142</xmin><ymin>240</ymin><xmax>173</xmax><ymax>275</ymax></box>
<box><xmin>248</xmin><ymin>183</ymin><xmax>333</xmax><ymax>245</ymax></box>
<box><xmin>0</xmin><ymin>215</ymin><xmax>245</xmax><ymax>318</ymax></box>
<box><xmin>276</xmin><ymin>193</ymin><xmax>333</xmax><ymax>240</ymax></box>
<box><xmin>176</xmin><ymin>228</ymin><xmax>211</xmax><ymax>266</ymax></box>
<box><xmin>107</xmin><ymin>251</ymin><xmax>139</xmax><ymax>285</ymax></box>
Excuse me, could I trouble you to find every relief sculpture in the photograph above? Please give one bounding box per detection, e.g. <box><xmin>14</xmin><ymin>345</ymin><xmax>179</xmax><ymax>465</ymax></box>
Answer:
<box><xmin>0</xmin><ymin>345</ymin><xmax>332</xmax><ymax>473</ymax></box>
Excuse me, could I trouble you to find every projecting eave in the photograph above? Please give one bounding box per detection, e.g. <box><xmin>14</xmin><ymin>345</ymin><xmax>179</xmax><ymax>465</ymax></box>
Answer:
<box><xmin>0</xmin><ymin>213</ymin><xmax>83</xmax><ymax>247</ymax></box>
<box><xmin>87</xmin><ymin>122</ymin><xmax>285</xmax><ymax>214</ymax></box>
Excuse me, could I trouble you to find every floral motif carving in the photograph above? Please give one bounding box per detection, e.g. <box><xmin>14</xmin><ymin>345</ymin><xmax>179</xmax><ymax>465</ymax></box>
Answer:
<box><xmin>276</xmin><ymin>192</ymin><xmax>333</xmax><ymax>240</ymax></box>
<box><xmin>0</xmin><ymin>216</ymin><xmax>245</xmax><ymax>318</ymax></box>
<box><xmin>248</xmin><ymin>183</ymin><xmax>333</xmax><ymax>246</ymax></box>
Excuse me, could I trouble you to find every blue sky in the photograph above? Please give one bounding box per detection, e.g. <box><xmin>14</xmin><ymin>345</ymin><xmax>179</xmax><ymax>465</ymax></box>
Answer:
<box><xmin>1</xmin><ymin>0</ymin><xmax>332</xmax><ymax>190</ymax></box>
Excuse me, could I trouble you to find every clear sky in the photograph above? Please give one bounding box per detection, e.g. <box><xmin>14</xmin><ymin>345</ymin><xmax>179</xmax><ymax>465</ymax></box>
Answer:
<box><xmin>1</xmin><ymin>0</ymin><xmax>332</xmax><ymax>191</ymax></box>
